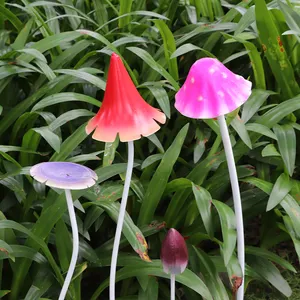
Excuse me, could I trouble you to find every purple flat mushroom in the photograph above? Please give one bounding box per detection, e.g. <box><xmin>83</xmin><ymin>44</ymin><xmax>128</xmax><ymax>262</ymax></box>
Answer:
<box><xmin>30</xmin><ymin>162</ymin><xmax>97</xmax><ymax>300</ymax></box>
<box><xmin>30</xmin><ymin>162</ymin><xmax>97</xmax><ymax>190</ymax></box>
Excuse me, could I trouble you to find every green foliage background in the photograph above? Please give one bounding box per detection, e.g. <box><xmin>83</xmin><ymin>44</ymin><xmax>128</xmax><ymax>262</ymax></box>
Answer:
<box><xmin>0</xmin><ymin>0</ymin><xmax>300</xmax><ymax>299</ymax></box>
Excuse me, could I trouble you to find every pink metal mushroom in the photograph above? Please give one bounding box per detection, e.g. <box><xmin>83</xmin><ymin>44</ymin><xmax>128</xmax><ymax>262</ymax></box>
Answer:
<box><xmin>175</xmin><ymin>57</ymin><xmax>252</xmax><ymax>300</ymax></box>
<box><xmin>175</xmin><ymin>58</ymin><xmax>251</xmax><ymax>119</ymax></box>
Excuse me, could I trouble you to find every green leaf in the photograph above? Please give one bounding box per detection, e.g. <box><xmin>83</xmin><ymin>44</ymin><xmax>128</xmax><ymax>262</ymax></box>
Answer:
<box><xmin>48</xmin><ymin>109</ymin><xmax>94</xmax><ymax>131</ymax></box>
<box><xmin>6</xmin><ymin>245</ymin><xmax>46</xmax><ymax>263</ymax></box>
<box><xmin>255</xmin><ymin>0</ymin><xmax>300</xmax><ymax>99</ymax></box>
<box><xmin>0</xmin><ymin>65</ymin><xmax>35</xmax><ymax>80</ymax></box>
<box><xmin>282</xmin><ymin>216</ymin><xmax>300</xmax><ymax>261</ymax></box>
<box><xmin>146</xmin><ymin>134</ymin><xmax>164</xmax><ymax>153</ymax></box>
<box><xmin>176</xmin><ymin>23</ymin><xmax>237</xmax><ymax>46</ymax></box>
<box><xmin>0</xmin><ymin>4</ymin><xmax>23</xmax><ymax>31</ymax></box>
<box><xmin>50</xmin><ymin>123</ymin><xmax>87</xmax><ymax>161</ymax></box>
<box><xmin>246</xmin><ymin>123</ymin><xmax>277</xmax><ymax>140</ymax></box>
<box><xmin>190</xmin><ymin>247</ymin><xmax>229</xmax><ymax>300</ymax></box>
<box><xmin>230</xmin><ymin>116</ymin><xmax>252</xmax><ymax>149</ymax></box>
<box><xmin>245</xmin><ymin>246</ymin><xmax>296</xmax><ymax>273</ymax></box>
<box><xmin>213</xmin><ymin>200</ymin><xmax>236</xmax><ymax>265</ymax></box>
<box><xmin>12</xmin><ymin>18</ymin><xmax>34</xmax><ymax>50</ymax></box>
<box><xmin>154</xmin><ymin>20</ymin><xmax>178</xmax><ymax>81</ymax></box>
<box><xmin>0</xmin><ymin>177</ymin><xmax>26</xmax><ymax>202</ymax></box>
<box><xmin>55</xmin><ymin>219</ymin><xmax>72</xmax><ymax>273</ymax></box>
<box><xmin>103</xmin><ymin>138</ymin><xmax>119</xmax><ymax>167</ymax></box>
<box><xmin>0</xmin><ymin>290</ymin><xmax>10</xmax><ymax>297</ymax></box>
<box><xmin>278</xmin><ymin>1</ymin><xmax>300</xmax><ymax>43</ymax></box>
<box><xmin>33</xmin><ymin>127</ymin><xmax>61</xmax><ymax>153</ymax></box>
<box><xmin>234</xmin><ymin>6</ymin><xmax>255</xmax><ymax>36</ymax></box>
<box><xmin>0</xmin><ymin>75</ymin><xmax>74</xmax><ymax>136</ymax></box>
<box><xmin>192</xmin><ymin>184</ymin><xmax>214</xmax><ymax>238</ymax></box>
<box><xmin>85</xmin><ymin>182</ymin><xmax>125</xmax><ymax>203</ymax></box>
<box><xmin>0</xmin><ymin>239</ymin><xmax>15</xmax><ymax>261</ymax></box>
<box><xmin>165</xmin><ymin>152</ymin><xmax>227</xmax><ymax>227</ymax></box>
<box><xmin>91</xmin><ymin>260</ymin><xmax>213</xmax><ymax>300</ymax></box>
<box><xmin>144</xmin><ymin>85</ymin><xmax>170</xmax><ymax>118</ymax></box>
<box><xmin>170</xmin><ymin>43</ymin><xmax>216</xmax><ymax>59</ymax></box>
<box><xmin>24</xmin><ymin>285</ymin><xmax>43</xmax><ymax>300</ymax></box>
<box><xmin>273</xmin><ymin>124</ymin><xmax>296</xmax><ymax>176</ymax></box>
<box><xmin>84</xmin><ymin>206</ymin><xmax>104</xmax><ymax>232</ymax></box>
<box><xmin>138</xmin><ymin>124</ymin><xmax>189</xmax><ymax>225</ymax></box>
<box><xmin>93</xmin><ymin>0</ymin><xmax>108</xmax><ymax>32</ymax></box>
<box><xmin>261</xmin><ymin>144</ymin><xmax>281</xmax><ymax>157</ymax></box>
<box><xmin>17</xmin><ymin>48</ymin><xmax>48</xmax><ymax>63</ymax></box>
<box><xmin>223</xmin><ymin>35</ymin><xmax>265</xmax><ymax>89</ymax></box>
<box><xmin>267</xmin><ymin>173</ymin><xmax>292</xmax><ymax>211</ymax></box>
<box><xmin>248</xmin><ymin>256</ymin><xmax>292</xmax><ymax>297</ymax></box>
<box><xmin>222</xmin><ymin>50</ymin><xmax>250</xmax><ymax>64</ymax></box>
<box><xmin>138</xmin><ymin>276</ymin><xmax>158</xmax><ymax>300</ymax></box>
<box><xmin>32</xmin><ymin>92</ymin><xmax>101</xmax><ymax>111</ymax></box>
<box><xmin>127</xmin><ymin>47</ymin><xmax>180</xmax><ymax>90</ymax></box>
<box><xmin>17</xmin><ymin>32</ymin><xmax>82</xmax><ymax>63</ymax></box>
<box><xmin>59</xmin><ymin>0</ymin><xmax>80</xmax><ymax>30</ymax></box>
<box><xmin>242</xmin><ymin>177</ymin><xmax>300</xmax><ymax>237</ymax></box>
<box><xmin>119</xmin><ymin>0</ymin><xmax>133</xmax><ymax>28</ymax></box>
<box><xmin>97</xmin><ymin>202</ymin><xmax>150</xmax><ymax>261</ymax></box>
<box><xmin>163</xmin><ymin>178</ymin><xmax>192</xmax><ymax>196</ymax></box>
<box><xmin>96</xmin><ymin>10</ymin><xmax>168</xmax><ymax>32</ymax></box>
<box><xmin>280</xmin><ymin>195</ymin><xmax>300</xmax><ymax>238</ymax></box>
<box><xmin>55</xmin><ymin>69</ymin><xmax>105</xmax><ymax>90</ymax></box>
<box><xmin>141</xmin><ymin>154</ymin><xmax>163</xmax><ymax>169</ymax></box>
<box><xmin>0</xmin><ymin>220</ymin><xmax>63</xmax><ymax>284</ymax></box>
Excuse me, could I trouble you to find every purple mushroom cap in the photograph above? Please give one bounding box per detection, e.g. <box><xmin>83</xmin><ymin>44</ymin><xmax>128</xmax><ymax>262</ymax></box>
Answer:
<box><xmin>30</xmin><ymin>162</ymin><xmax>98</xmax><ymax>190</ymax></box>
<box><xmin>160</xmin><ymin>228</ymin><xmax>189</xmax><ymax>275</ymax></box>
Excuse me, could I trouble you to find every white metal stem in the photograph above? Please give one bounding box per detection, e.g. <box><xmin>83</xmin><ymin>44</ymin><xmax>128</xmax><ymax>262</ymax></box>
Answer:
<box><xmin>218</xmin><ymin>115</ymin><xmax>245</xmax><ymax>300</ymax></box>
<box><xmin>59</xmin><ymin>189</ymin><xmax>79</xmax><ymax>300</ymax></box>
<box><xmin>170</xmin><ymin>274</ymin><xmax>176</xmax><ymax>300</ymax></box>
<box><xmin>109</xmin><ymin>141</ymin><xmax>134</xmax><ymax>300</ymax></box>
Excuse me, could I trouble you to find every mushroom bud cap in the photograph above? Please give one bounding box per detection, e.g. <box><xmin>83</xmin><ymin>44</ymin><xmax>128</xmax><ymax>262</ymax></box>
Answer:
<box><xmin>160</xmin><ymin>228</ymin><xmax>189</xmax><ymax>275</ymax></box>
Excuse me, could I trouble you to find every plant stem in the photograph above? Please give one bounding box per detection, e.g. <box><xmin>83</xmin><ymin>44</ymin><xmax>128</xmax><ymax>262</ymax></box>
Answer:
<box><xmin>109</xmin><ymin>141</ymin><xmax>134</xmax><ymax>300</ymax></box>
<box><xmin>170</xmin><ymin>274</ymin><xmax>176</xmax><ymax>300</ymax></box>
<box><xmin>59</xmin><ymin>190</ymin><xmax>79</xmax><ymax>300</ymax></box>
<box><xmin>218</xmin><ymin>115</ymin><xmax>245</xmax><ymax>300</ymax></box>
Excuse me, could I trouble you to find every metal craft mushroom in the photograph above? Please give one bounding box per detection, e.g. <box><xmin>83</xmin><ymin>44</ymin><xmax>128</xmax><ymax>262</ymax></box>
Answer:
<box><xmin>175</xmin><ymin>57</ymin><xmax>252</xmax><ymax>300</ymax></box>
<box><xmin>30</xmin><ymin>162</ymin><xmax>97</xmax><ymax>300</ymax></box>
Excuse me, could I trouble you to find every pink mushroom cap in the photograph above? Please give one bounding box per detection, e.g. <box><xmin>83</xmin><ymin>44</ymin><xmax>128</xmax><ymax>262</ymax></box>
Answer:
<box><xmin>175</xmin><ymin>57</ymin><xmax>252</xmax><ymax>119</ymax></box>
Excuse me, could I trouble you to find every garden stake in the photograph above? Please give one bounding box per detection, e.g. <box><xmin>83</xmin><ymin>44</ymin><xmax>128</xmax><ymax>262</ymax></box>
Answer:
<box><xmin>85</xmin><ymin>53</ymin><xmax>166</xmax><ymax>300</ymax></box>
<box><xmin>175</xmin><ymin>57</ymin><xmax>252</xmax><ymax>299</ymax></box>
<box><xmin>161</xmin><ymin>228</ymin><xmax>189</xmax><ymax>300</ymax></box>
<box><xmin>30</xmin><ymin>162</ymin><xmax>97</xmax><ymax>300</ymax></box>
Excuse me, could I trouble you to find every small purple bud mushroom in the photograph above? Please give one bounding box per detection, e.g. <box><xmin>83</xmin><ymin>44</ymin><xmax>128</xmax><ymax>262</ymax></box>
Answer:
<box><xmin>160</xmin><ymin>228</ymin><xmax>188</xmax><ymax>275</ymax></box>
<box><xmin>161</xmin><ymin>229</ymin><xmax>188</xmax><ymax>300</ymax></box>
<box><xmin>30</xmin><ymin>162</ymin><xmax>97</xmax><ymax>300</ymax></box>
